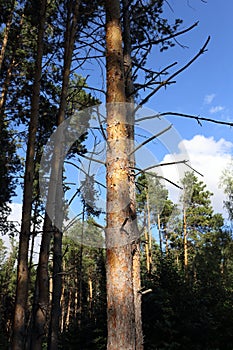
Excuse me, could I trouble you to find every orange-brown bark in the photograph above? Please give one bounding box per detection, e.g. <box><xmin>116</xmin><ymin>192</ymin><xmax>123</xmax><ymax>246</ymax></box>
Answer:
<box><xmin>105</xmin><ymin>0</ymin><xmax>138</xmax><ymax>348</ymax></box>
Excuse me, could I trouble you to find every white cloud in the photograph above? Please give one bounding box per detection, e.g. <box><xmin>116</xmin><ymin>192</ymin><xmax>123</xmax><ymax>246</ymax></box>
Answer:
<box><xmin>209</xmin><ymin>105</ymin><xmax>224</xmax><ymax>114</ymax></box>
<box><xmin>8</xmin><ymin>203</ymin><xmax>22</xmax><ymax>224</ymax></box>
<box><xmin>204</xmin><ymin>93</ymin><xmax>216</xmax><ymax>105</ymax></box>
<box><xmin>159</xmin><ymin>135</ymin><xmax>233</xmax><ymax>217</ymax></box>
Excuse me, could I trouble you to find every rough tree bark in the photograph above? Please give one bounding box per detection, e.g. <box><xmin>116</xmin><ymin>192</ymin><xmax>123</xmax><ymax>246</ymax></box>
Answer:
<box><xmin>11</xmin><ymin>0</ymin><xmax>47</xmax><ymax>349</ymax></box>
<box><xmin>122</xmin><ymin>1</ymin><xmax>143</xmax><ymax>347</ymax></box>
<box><xmin>105</xmin><ymin>0</ymin><xmax>142</xmax><ymax>348</ymax></box>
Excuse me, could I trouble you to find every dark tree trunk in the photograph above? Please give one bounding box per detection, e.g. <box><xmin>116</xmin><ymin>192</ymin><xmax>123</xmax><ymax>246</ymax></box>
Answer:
<box><xmin>11</xmin><ymin>1</ymin><xmax>47</xmax><ymax>349</ymax></box>
<box><xmin>0</xmin><ymin>0</ymin><xmax>16</xmax><ymax>71</ymax></box>
<box><xmin>30</xmin><ymin>2</ymin><xmax>81</xmax><ymax>349</ymax></box>
<box><xmin>122</xmin><ymin>1</ymin><xmax>143</xmax><ymax>347</ymax></box>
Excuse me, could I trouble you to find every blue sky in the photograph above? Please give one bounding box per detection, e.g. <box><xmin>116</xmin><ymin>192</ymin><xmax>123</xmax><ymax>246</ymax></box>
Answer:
<box><xmin>146</xmin><ymin>0</ymin><xmax>233</xmax><ymax>141</ymax></box>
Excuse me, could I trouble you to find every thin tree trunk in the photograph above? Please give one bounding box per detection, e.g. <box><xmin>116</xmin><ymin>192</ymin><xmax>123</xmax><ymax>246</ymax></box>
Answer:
<box><xmin>0</xmin><ymin>0</ymin><xmax>16</xmax><ymax>71</ymax></box>
<box><xmin>0</xmin><ymin>10</ymin><xmax>24</xmax><ymax>115</ymax></box>
<box><xmin>77</xmin><ymin>209</ymin><xmax>84</xmax><ymax>329</ymax></box>
<box><xmin>144</xmin><ymin>227</ymin><xmax>150</xmax><ymax>273</ymax></box>
<box><xmin>29</xmin><ymin>213</ymin><xmax>53</xmax><ymax>350</ymax></box>
<box><xmin>122</xmin><ymin>1</ymin><xmax>143</xmax><ymax>348</ymax></box>
<box><xmin>183</xmin><ymin>208</ymin><xmax>188</xmax><ymax>271</ymax></box>
<box><xmin>146</xmin><ymin>192</ymin><xmax>152</xmax><ymax>272</ymax></box>
<box><xmin>0</xmin><ymin>56</ymin><xmax>16</xmax><ymax>114</ymax></box>
<box><xmin>11</xmin><ymin>1</ymin><xmax>47</xmax><ymax>348</ymax></box>
<box><xmin>74</xmin><ymin>272</ymin><xmax>78</xmax><ymax>316</ymax></box>
<box><xmin>88</xmin><ymin>278</ymin><xmax>93</xmax><ymax>317</ymax></box>
<box><xmin>105</xmin><ymin>1</ymin><xmax>138</xmax><ymax>348</ymax></box>
<box><xmin>30</xmin><ymin>2</ymin><xmax>80</xmax><ymax>349</ymax></box>
<box><xmin>48</xmin><ymin>227</ymin><xmax>63</xmax><ymax>350</ymax></box>
<box><xmin>158</xmin><ymin>213</ymin><xmax>163</xmax><ymax>254</ymax></box>
<box><xmin>48</xmin><ymin>2</ymin><xmax>80</xmax><ymax>349</ymax></box>
<box><xmin>60</xmin><ymin>260</ymin><xmax>66</xmax><ymax>333</ymax></box>
<box><xmin>165</xmin><ymin>229</ymin><xmax>169</xmax><ymax>256</ymax></box>
<box><xmin>65</xmin><ymin>288</ymin><xmax>72</xmax><ymax>330</ymax></box>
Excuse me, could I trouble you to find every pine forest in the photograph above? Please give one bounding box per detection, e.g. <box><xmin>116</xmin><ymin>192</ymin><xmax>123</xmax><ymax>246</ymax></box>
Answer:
<box><xmin>1</xmin><ymin>1</ymin><xmax>233</xmax><ymax>349</ymax></box>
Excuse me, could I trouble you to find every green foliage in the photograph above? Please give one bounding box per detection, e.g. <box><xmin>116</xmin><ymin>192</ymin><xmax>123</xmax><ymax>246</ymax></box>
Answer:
<box><xmin>220</xmin><ymin>162</ymin><xmax>233</xmax><ymax>222</ymax></box>
<box><xmin>60</xmin><ymin>221</ymin><xmax>107</xmax><ymax>349</ymax></box>
<box><xmin>142</xmin><ymin>254</ymin><xmax>233</xmax><ymax>350</ymax></box>
<box><xmin>0</xmin><ymin>238</ymin><xmax>18</xmax><ymax>349</ymax></box>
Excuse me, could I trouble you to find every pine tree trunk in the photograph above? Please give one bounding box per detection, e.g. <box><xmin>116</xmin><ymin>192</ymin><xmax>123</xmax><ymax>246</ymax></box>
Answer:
<box><xmin>146</xmin><ymin>192</ymin><xmax>152</xmax><ymax>273</ymax></box>
<box><xmin>60</xmin><ymin>260</ymin><xmax>66</xmax><ymax>333</ymax></box>
<box><xmin>0</xmin><ymin>10</ymin><xmax>24</xmax><ymax>115</ymax></box>
<box><xmin>165</xmin><ymin>229</ymin><xmax>169</xmax><ymax>256</ymax></box>
<box><xmin>144</xmin><ymin>227</ymin><xmax>150</xmax><ymax>273</ymax></box>
<box><xmin>122</xmin><ymin>1</ymin><xmax>143</xmax><ymax>347</ymax></box>
<box><xmin>48</xmin><ymin>228</ymin><xmax>63</xmax><ymax>350</ymax></box>
<box><xmin>0</xmin><ymin>56</ymin><xmax>16</xmax><ymax>114</ymax></box>
<box><xmin>65</xmin><ymin>288</ymin><xmax>72</xmax><ymax>330</ymax></box>
<box><xmin>48</xmin><ymin>1</ymin><xmax>80</xmax><ymax>347</ymax></box>
<box><xmin>30</xmin><ymin>2</ymin><xmax>80</xmax><ymax>349</ymax></box>
<box><xmin>183</xmin><ymin>208</ymin><xmax>188</xmax><ymax>271</ymax></box>
<box><xmin>88</xmin><ymin>278</ymin><xmax>93</xmax><ymax>315</ymax></box>
<box><xmin>11</xmin><ymin>1</ymin><xmax>47</xmax><ymax>348</ymax></box>
<box><xmin>0</xmin><ymin>0</ymin><xmax>16</xmax><ymax>71</ymax></box>
<box><xmin>77</xmin><ymin>213</ymin><xmax>84</xmax><ymax>330</ymax></box>
<box><xmin>105</xmin><ymin>1</ymin><xmax>140</xmax><ymax>348</ymax></box>
<box><xmin>158</xmin><ymin>213</ymin><xmax>163</xmax><ymax>254</ymax></box>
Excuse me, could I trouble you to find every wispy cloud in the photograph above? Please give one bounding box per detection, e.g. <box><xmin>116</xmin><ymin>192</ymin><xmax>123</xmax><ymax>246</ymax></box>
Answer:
<box><xmin>204</xmin><ymin>93</ymin><xmax>216</xmax><ymax>105</ymax></box>
<box><xmin>209</xmin><ymin>105</ymin><xmax>225</xmax><ymax>114</ymax></box>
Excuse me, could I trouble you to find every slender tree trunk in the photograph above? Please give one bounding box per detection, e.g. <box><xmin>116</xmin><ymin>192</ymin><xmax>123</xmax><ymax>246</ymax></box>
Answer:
<box><xmin>60</xmin><ymin>260</ymin><xmax>66</xmax><ymax>333</ymax></box>
<box><xmin>105</xmin><ymin>1</ymin><xmax>140</xmax><ymax>348</ymax></box>
<box><xmin>0</xmin><ymin>0</ymin><xmax>16</xmax><ymax>71</ymax></box>
<box><xmin>48</xmin><ymin>227</ymin><xmax>63</xmax><ymax>350</ymax></box>
<box><xmin>122</xmin><ymin>1</ymin><xmax>143</xmax><ymax>348</ymax></box>
<box><xmin>146</xmin><ymin>192</ymin><xmax>152</xmax><ymax>273</ymax></box>
<box><xmin>144</xmin><ymin>226</ymin><xmax>150</xmax><ymax>273</ymax></box>
<box><xmin>30</xmin><ymin>2</ymin><xmax>80</xmax><ymax>349</ymax></box>
<box><xmin>11</xmin><ymin>1</ymin><xmax>47</xmax><ymax>348</ymax></box>
<box><xmin>48</xmin><ymin>2</ymin><xmax>80</xmax><ymax>349</ymax></box>
<box><xmin>0</xmin><ymin>56</ymin><xmax>16</xmax><ymax>114</ymax></box>
<box><xmin>165</xmin><ymin>228</ymin><xmax>169</xmax><ymax>256</ymax></box>
<box><xmin>183</xmin><ymin>208</ymin><xmax>188</xmax><ymax>271</ymax></box>
<box><xmin>65</xmin><ymin>288</ymin><xmax>72</xmax><ymax>330</ymax></box>
<box><xmin>88</xmin><ymin>278</ymin><xmax>93</xmax><ymax>315</ymax></box>
<box><xmin>29</xmin><ymin>213</ymin><xmax>53</xmax><ymax>350</ymax></box>
<box><xmin>0</xmin><ymin>10</ymin><xmax>24</xmax><ymax>115</ymax></box>
<box><xmin>77</xmin><ymin>209</ymin><xmax>84</xmax><ymax>329</ymax></box>
<box><xmin>158</xmin><ymin>213</ymin><xmax>163</xmax><ymax>254</ymax></box>
<box><xmin>74</xmin><ymin>271</ymin><xmax>78</xmax><ymax>315</ymax></box>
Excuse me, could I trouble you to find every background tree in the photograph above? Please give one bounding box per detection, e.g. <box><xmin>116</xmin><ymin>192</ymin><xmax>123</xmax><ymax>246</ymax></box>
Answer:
<box><xmin>220</xmin><ymin>161</ymin><xmax>233</xmax><ymax>223</ymax></box>
<box><xmin>11</xmin><ymin>1</ymin><xmax>47</xmax><ymax>348</ymax></box>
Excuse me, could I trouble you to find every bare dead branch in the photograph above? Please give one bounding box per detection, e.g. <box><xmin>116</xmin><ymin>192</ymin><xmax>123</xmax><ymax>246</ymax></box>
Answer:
<box><xmin>132</xmin><ymin>21</ymin><xmax>199</xmax><ymax>51</ymax></box>
<box><xmin>133</xmin><ymin>160</ymin><xmax>189</xmax><ymax>175</ymax></box>
<box><xmin>136</xmin><ymin>36</ymin><xmax>210</xmax><ymax>109</ymax></box>
<box><xmin>136</xmin><ymin>111</ymin><xmax>233</xmax><ymax>127</ymax></box>
<box><xmin>78</xmin><ymin>153</ymin><xmax>105</xmax><ymax>165</ymax></box>
<box><xmin>128</xmin><ymin>125</ymin><xmax>172</xmax><ymax>156</ymax></box>
<box><xmin>185</xmin><ymin>163</ymin><xmax>204</xmax><ymax>177</ymax></box>
<box><xmin>64</xmin><ymin>160</ymin><xmax>106</xmax><ymax>189</ymax></box>
<box><xmin>92</xmin><ymin>221</ymin><xmax>105</xmax><ymax>230</ymax></box>
<box><xmin>145</xmin><ymin>172</ymin><xmax>183</xmax><ymax>189</ymax></box>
